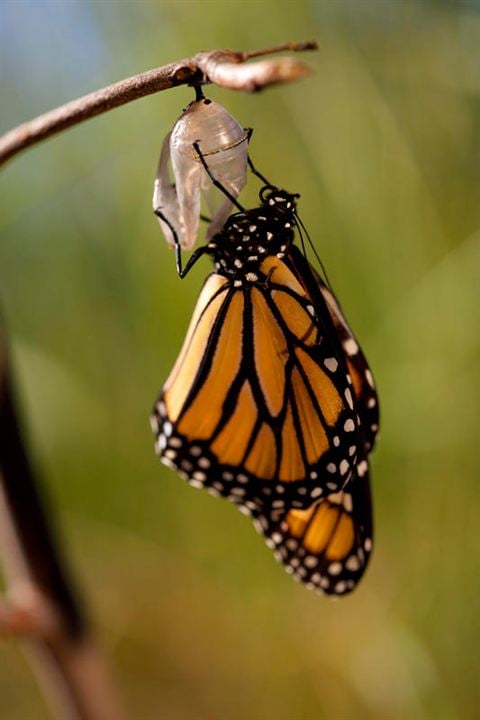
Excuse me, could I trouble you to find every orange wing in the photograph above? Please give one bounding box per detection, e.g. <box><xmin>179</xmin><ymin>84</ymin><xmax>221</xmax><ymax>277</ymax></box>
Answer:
<box><xmin>151</xmin><ymin>256</ymin><xmax>362</xmax><ymax>512</ymax></box>
<box><xmin>255</xmin><ymin>472</ymin><xmax>372</xmax><ymax>595</ymax></box>
<box><xmin>255</xmin><ymin>255</ymin><xmax>378</xmax><ymax>595</ymax></box>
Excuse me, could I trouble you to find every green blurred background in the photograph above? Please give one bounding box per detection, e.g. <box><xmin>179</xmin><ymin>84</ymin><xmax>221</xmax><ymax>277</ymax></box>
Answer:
<box><xmin>1</xmin><ymin>1</ymin><xmax>479</xmax><ymax>718</ymax></box>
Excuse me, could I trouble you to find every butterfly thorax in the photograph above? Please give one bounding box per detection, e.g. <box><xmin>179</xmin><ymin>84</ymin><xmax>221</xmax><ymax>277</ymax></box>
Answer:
<box><xmin>207</xmin><ymin>188</ymin><xmax>299</xmax><ymax>282</ymax></box>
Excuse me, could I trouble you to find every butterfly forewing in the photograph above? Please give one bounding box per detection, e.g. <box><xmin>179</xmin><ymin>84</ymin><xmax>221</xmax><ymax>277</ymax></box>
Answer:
<box><xmin>152</xmin><ymin>255</ymin><xmax>361</xmax><ymax>510</ymax></box>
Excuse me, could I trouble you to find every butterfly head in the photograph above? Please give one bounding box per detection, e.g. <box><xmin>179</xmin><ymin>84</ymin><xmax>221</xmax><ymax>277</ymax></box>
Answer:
<box><xmin>259</xmin><ymin>185</ymin><xmax>300</xmax><ymax>216</ymax></box>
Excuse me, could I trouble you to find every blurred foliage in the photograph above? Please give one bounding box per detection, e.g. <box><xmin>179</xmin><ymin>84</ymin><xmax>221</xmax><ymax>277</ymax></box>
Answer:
<box><xmin>1</xmin><ymin>0</ymin><xmax>480</xmax><ymax>718</ymax></box>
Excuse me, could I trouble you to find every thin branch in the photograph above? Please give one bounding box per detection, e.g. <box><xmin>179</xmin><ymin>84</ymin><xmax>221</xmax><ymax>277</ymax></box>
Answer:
<box><xmin>0</xmin><ymin>40</ymin><xmax>317</xmax><ymax>167</ymax></box>
<box><xmin>240</xmin><ymin>39</ymin><xmax>318</xmax><ymax>60</ymax></box>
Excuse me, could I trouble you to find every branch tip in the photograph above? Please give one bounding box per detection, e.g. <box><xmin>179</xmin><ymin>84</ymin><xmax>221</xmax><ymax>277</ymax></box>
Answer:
<box><xmin>0</xmin><ymin>40</ymin><xmax>318</xmax><ymax>167</ymax></box>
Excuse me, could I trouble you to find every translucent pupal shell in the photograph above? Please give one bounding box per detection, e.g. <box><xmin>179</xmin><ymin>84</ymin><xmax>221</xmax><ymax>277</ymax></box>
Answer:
<box><xmin>153</xmin><ymin>98</ymin><xmax>248</xmax><ymax>251</ymax></box>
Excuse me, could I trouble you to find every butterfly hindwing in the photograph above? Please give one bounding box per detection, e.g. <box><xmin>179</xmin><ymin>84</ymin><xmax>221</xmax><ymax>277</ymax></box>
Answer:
<box><xmin>255</xmin><ymin>468</ymin><xmax>373</xmax><ymax>595</ymax></box>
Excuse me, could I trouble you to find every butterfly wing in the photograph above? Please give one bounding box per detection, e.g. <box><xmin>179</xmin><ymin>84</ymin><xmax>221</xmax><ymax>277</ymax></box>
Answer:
<box><xmin>287</xmin><ymin>245</ymin><xmax>379</xmax><ymax>450</ymax></box>
<box><xmin>256</xmin><ymin>250</ymin><xmax>379</xmax><ymax>594</ymax></box>
<box><xmin>152</xmin><ymin>255</ymin><xmax>361</xmax><ymax>510</ymax></box>
<box><xmin>316</xmin><ymin>277</ymin><xmax>379</xmax><ymax>453</ymax></box>
<box><xmin>255</xmin><ymin>470</ymin><xmax>373</xmax><ymax>595</ymax></box>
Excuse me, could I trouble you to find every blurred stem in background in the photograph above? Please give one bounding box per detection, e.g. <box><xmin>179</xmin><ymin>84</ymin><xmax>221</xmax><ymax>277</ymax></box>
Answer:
<box><xmin>0</xmin><ymin>321</ymin><xmax>127</xmax><ymax>719</ymax></box>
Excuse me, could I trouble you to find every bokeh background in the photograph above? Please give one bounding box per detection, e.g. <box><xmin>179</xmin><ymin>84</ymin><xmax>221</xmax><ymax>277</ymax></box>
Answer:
<box><xmin>1</xmin><ymin>1</ymin><xmax>479</xmax><ymax>718</ymax></box>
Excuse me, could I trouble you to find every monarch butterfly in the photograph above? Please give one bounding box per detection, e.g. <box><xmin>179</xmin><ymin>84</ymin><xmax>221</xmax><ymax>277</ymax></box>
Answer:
<box><xmin>151</xmin><ymin>154</ymin><xmax>372</xmax><ymax>519</ymax></box>
<box><xmin>253</xmin><ymin>271</ymin><xmax>379</xmax><ymax>594</ymax></box>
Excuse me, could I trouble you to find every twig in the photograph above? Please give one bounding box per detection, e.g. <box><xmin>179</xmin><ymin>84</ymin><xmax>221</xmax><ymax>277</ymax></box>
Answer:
<box><xmin>0</xmin><ymin>40</ymin><xmax>317</xmax><ymax>167</ymax></box>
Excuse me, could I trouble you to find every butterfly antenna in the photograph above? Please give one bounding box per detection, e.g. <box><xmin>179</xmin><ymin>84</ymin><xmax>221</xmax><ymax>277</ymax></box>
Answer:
<box><xmin>295</xmin><ymin>212</ymin><xmax>334</xmax><ymax>292</ymax></box>
<box><xmin>193</xmin><ymin>141</ymin><xmax>245</xmax><ymax>211</ymax></box>
<box><xmin>294</xmin><ymin>215</ymin><xmax>307</xmax><ymax>258</ymax></box>
<box><xmin>247</xmin><ymin>154</ymin><xmax>274</xmax><ymax>188</ymax></box>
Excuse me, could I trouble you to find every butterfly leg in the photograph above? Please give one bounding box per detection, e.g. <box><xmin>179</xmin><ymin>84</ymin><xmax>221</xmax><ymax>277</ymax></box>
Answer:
<box><xmin>244</xmin><ymin>132</ymin><xmax>275</xmax><ymax>188</ymax></box>
<box><xmin>243</xmin><ymin>129</ymin><xmax>278</xmax><ymax>187</ymax></box>
<box><xmin>153</xmin><ymin>207</ymin><xmax>208</xmax><ymax>278</ymax></box>
<box><xmin>192</xmin><ymin>141</ymin><xmax>245</xmax><ymax>211</ymax></box>
<box><xmin>152</xmin><ymin>130</ymin><xmax>184</xmax><ymax>247</ymax></box>
<box><xmin>153</xmin><ymin>207</ymin><xmax>185</xmax><ymax>277</ymax></box>
<box><xmin>177</xmin><ymin>244</ymin><xmax>211</xmax><ymax>278</ymax></box>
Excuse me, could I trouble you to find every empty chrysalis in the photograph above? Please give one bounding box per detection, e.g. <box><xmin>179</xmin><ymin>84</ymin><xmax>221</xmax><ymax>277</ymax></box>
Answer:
<box><xmin>153</xmin><ymin>89</ymin><xmax>249</xmax><ymax>252</ymax></box>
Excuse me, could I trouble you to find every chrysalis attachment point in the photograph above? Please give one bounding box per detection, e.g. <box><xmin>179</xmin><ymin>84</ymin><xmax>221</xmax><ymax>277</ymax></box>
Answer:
<box><xmin>153</xmin><ymin>97</ymin><xmax>249</xmax><ymax>251</ymax></box>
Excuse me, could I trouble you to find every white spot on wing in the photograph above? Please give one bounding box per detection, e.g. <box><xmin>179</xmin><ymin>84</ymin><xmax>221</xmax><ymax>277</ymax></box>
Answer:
<box><xmin>328</xmin><ymin>562</ymin><xmax>342</xmax><ymax>576</ymax></box>
<box><xmin>161</xmin><ymin>457</ymin><xmax>176</xmax><ymax>470</ymax></box>
<box><xmin>344</xmin><ymin>388</ymin><xmax>353</xmax><ymax>410</ymax></box>
<box><xmin>189</xmin><ymin>479</ymin><xmax>204</xmax><ymax>488</ymax></box>
<box><xmin>327</xmin><ymin>492</ymin><xmax>342</xmax><ymax>505</ymax></box>
<box><xmin>357</xmin><ymin>460</ymin><xmax>368</xmax><ymax>478</ymax></box>
<box><xmin>346</xmin><ymin>555</ymin><xmax>360</xmax><ymax>571</ymax></box>
<box><xmin>343</xmin><ymin>338</ymin><xmax>359</xmax><ymax>356</ymax></box>
<box><xmin>324</xmin><ymin>357</ymin><xmax>338</xmax><ymax>372</ymax></box>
